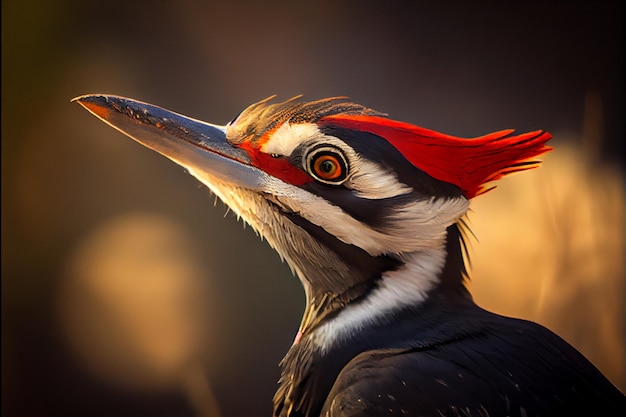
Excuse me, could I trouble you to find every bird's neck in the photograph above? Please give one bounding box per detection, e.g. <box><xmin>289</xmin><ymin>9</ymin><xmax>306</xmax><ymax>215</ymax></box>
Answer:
<box><xmin>274</xmin><ymin>224</ymin><xmax>471</xmax><ymax>416</ymax></box>
<box><xmin>297</xmin><ymin>223</ymin><xmax>470</xmax><ymax>350</ymax></box>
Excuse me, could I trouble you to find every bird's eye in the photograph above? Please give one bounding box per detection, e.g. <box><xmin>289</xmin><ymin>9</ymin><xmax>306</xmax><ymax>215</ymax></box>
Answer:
<box><xmin>306</xmin><ymin>147</ymin><xmax>348</xmax><ymax>184</ymax></box>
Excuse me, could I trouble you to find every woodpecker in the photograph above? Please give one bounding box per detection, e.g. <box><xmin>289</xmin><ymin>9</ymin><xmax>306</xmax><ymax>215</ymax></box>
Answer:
<box><xmin>74</xmin><ymin>94</ymin><xmax>624</xmax><ymax>417</ymax></box>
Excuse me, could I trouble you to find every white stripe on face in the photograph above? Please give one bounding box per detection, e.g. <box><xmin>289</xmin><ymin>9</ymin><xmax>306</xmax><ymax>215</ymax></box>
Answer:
<box><xmin>267</xmin><ymin>174</ymin><xmax>468</xmax><ymax>256</ymax></box>
<box><xmin>260</xmin><ymin>122</ymin><xmax>320</xmax><ymax>157</ymax></box>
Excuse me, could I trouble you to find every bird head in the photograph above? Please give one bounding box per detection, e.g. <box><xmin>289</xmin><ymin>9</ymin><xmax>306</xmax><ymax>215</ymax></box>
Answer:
<box><xmin>74</xmin><ymin>94</ymin><xmax>551</xmax><ymax>348</ymax></box>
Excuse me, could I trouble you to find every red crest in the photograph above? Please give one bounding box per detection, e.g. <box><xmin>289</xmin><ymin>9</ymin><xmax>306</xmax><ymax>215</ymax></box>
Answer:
<box><xmin>320</xmin><ymin>114</ymin><xmax>552</xmax><ymax>199</ymax></box>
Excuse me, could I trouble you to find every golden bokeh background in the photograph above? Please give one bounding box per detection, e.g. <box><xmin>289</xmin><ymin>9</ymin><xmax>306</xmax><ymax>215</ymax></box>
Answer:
<box><xmin>2</xmin><ymin>1</ymin><xmax>623</xmax><ymax>416</ymax></box>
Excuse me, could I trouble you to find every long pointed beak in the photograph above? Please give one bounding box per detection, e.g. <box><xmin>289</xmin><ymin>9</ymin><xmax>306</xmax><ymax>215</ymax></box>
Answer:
<box><xmin>73</xmin><ymin>94</ymin><xmax>267</xmax><ymax>190</ymax></box>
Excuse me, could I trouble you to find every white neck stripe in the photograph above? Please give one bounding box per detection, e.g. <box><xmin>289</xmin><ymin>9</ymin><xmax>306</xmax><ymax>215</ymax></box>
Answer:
<box><xmin>310</xmin><ymin>248</ymin><xmax>445</xmax><ymax>353</ymax></box>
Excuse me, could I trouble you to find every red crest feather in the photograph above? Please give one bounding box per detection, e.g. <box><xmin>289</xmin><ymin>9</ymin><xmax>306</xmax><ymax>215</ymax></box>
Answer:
<box><xmin>320</xmin><ymin>114</ymin><xmax>552</xmax><ymax>199</ymax></box>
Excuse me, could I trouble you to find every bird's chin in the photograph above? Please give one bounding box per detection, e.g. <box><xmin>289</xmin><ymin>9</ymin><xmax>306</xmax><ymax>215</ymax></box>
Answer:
<box><xmin>190</xmin><ymin>177</ymin><xmax>264</xmax><ymax>225</ymax></box>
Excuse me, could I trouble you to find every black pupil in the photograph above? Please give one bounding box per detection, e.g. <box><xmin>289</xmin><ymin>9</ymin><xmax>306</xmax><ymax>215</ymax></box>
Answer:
<box><xmin>320</xmin><ymin>160</ymin><xmax>334</xmax><ymax>173</ymax></box>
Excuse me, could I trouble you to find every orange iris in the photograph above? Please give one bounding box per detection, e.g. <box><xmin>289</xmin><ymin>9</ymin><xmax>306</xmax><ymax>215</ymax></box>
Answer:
<box><xmin>313</xmin><ymin>154</ymin><xmax>343</xmax><ymax>180</ymax></box>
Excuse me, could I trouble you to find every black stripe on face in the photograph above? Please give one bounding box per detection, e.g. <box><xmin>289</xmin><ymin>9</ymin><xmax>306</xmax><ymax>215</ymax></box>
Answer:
<box><xmin>318</xmin><ymin>125</ymin><xmax>464</xmax><ymax>199</ymax></box>
<box><xmin>300</xmin><ymin>182</ymin><xmax>418</xmax><ymax>230</ymax></box>
<box><xmin>281</xmin><ymin>208</ymin><xmax>401</xmax><ymax>294</ymax></box>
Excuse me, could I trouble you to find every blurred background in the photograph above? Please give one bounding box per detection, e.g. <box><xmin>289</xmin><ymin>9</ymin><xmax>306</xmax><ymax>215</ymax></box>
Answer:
<box><xmin>2</xmin><ymin>1</ymin><xmax>624</xmax><ymax>416</ymax></box>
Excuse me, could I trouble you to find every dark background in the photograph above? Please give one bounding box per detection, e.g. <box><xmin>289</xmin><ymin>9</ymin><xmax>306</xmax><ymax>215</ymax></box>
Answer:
<box><xmin>2</xmin><ymin>1</ymin><xmax>624</xmax><ymax>416</ymax></box>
